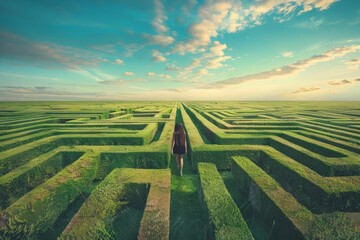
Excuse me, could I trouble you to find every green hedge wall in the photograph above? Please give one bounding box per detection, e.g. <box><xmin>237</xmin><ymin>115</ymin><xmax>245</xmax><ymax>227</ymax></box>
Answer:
<box><xmin>98</xmin><ymin>151</ymin><xmax>168</xmax><ymax>179</ymax></box>
<box><xmin>231</xmin><ymin>156</ymin><xmax>312</xmax><ymax>239</ymax></box>
<box><xmin>0</xmin><ymin>150</ymin><xmax>84</xmax><ymax>210</ymax></box>
<box><xmin>197</xmin><ymin>162</ymin><xmax>254</xmax><ymax>240</ymax></box>
<box><xmin>60</xmin><ymin>168</ymin><xmax>171</xmax><ymax>240</ymax></box>
<box><xmin>0</xmin><ymin>152</ymin><xmax>99</xmax><ymax>239</ymax></box>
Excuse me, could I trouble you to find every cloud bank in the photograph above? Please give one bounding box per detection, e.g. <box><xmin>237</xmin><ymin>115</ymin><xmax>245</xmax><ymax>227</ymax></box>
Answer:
<box><xmin>200</xmin><ymin>45</ymin><xmax>360</xmax><ymax>89</ymax></box>
<box><xmin>0</xmin><ymin>31</ymin><xmax>107</xmax><ymax>69</ymax></box>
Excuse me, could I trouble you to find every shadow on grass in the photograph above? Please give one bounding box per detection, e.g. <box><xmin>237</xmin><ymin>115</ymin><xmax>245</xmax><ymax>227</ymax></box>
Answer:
<box><xmin>221</xmin><ymin>171</ymin><xmax>278</xmax><ymax>240</ymax></box>
<box><xmin>112</xmin><ymin>184</ymin><xmax>149</xmax><ymax>240</ymax></box>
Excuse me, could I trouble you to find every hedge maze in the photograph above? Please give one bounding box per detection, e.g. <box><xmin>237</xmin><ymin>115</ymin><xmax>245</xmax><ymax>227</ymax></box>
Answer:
<box><xmin>0</xmin><ymin>101</ymin><xmax>359</xmax><ymax>239</ymax></box>
<box><xmin>183</xmin><ymin>101</ymin><xmax>360</xmax><ymax>239</ymax></box>
<box><xmin>0</xmin><ymin>102</ymin><xmax>173</xmax><ymax>239</ymax></box>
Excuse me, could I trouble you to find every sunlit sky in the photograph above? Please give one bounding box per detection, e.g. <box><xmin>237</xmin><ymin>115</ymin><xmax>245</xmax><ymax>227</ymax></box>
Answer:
<box><xmin>0</xmin><ymin>0</ymin><xmax>359</xmax><ymax>100</ymax></box>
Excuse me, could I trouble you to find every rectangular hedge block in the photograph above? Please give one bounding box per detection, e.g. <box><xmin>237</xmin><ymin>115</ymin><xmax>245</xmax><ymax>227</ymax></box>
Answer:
<box><xmin>231</xmin><ymin>156</ymin><xmax>313</xmax><ymax>239</ymax></box>
<box><xmin>197</xmin><ymin>162</ymin><xmax>254</xmax><ymax>240</ymax></box>
<box><xmin>0</xmin><ymin>152</ymin><xmax>99</xmax><ymax>239</ymax></box>
<box><xmin>0</xmin><ymin>150</ymin><xmax>84</xmax><ymax>210</ymax></box>
<box><xmin>60</xmin><ymin>168</ymin><xmax>171</xmax><ymax>240</ymax></box>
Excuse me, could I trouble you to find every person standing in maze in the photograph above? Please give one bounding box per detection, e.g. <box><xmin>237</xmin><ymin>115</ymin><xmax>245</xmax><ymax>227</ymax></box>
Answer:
<box><xmin>171</xmin><ymin>123</ymin><xmax>187</xmax><ymax>176</ymax></box>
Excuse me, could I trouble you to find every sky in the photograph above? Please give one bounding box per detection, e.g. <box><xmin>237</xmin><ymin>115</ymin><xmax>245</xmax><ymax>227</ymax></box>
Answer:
<box><xmin>0</xmin><ymin>0</ymin><xmax>359</xmax><ymax>101</ymax></box>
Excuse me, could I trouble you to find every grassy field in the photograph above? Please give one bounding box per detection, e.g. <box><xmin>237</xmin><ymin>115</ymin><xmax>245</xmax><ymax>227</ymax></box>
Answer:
<box><xmin>0</xmin><ymin>101</ymin><xmax>359</xmax><ymax>240</ymax></box>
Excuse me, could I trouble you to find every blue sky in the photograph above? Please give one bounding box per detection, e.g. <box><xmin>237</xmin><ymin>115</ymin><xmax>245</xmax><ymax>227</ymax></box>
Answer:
<box><xmin>0</xmin><ymin>0</ymin><xmax>359</xmax><ymax>100</ymax></box>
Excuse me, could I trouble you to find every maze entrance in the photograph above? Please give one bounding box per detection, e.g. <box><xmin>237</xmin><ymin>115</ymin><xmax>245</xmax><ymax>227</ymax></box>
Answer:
<box><xmin>0</xmin><ymin>101</ymin><xmax>359</xmax><ymax>239</ymax></box>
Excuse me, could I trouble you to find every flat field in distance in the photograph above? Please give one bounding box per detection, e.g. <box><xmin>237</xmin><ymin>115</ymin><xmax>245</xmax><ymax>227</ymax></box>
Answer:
<box><xmin>0</xmin><ymin>101</ymin><xmax>359</xmax><ymax>240</ymax></box>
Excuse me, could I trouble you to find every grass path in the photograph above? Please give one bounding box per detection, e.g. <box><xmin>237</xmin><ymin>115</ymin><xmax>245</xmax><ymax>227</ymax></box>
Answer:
<box><xmin>169</xmin><ymin>155</ymin><xmax>208</xmax><ymax>240</ymax></box>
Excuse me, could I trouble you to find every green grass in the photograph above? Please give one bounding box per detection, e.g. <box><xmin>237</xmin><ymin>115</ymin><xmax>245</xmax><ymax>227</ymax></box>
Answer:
<box><xmin>169</xmin><ymin>155</ymin><xmax>208</xmax><ymax>240</ymax></box>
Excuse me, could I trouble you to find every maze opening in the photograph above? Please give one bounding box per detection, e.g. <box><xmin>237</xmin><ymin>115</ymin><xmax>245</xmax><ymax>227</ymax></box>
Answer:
<box><xmin>0</xmin><ymin>101</ymin><xmax>359</xmax><ymax>240</ymax></box>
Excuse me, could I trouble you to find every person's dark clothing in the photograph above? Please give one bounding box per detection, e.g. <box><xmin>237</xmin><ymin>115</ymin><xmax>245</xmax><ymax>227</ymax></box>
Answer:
<box><xmin>172</xmin><ymin>132</ymin><xmax>186</xmax><ymax>154</ymax></box>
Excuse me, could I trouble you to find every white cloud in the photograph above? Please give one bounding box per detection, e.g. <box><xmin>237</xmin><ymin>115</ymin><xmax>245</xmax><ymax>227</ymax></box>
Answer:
<box><xmin>329</xmin><ymin>79</ymin><xmax>356</xmax><ymax>85</ymax></box>
<box><xmin>177</xmin><ymin>41</ymin><xmax>232</xmax><ymax>81</ymax></box>
<box><xmin>144</xmin><ymin>0</ymin><xmax>176</xmax><ymax>50</ymax></box>
<box><xmin>114</xmin><ymin>59</ymin><xmax>124</xmax><ymax>65</ymax></box>
<box><xmin>188</xmin><ymin>59</ymin><xmax>202</xmax><ymax>70</ymax></box>
<box><xmin>221</xmin><ymin>1</ymin><xmax>337</xmax><ymax>33</ymax></box>
<box><xmin>212</xmin><ymin>41</ymin><xmax>226</xmax><ymax>55</ymax></box>
<box><xmin>205</xmin><ymin>41</ymin><xmax>231</xmax><ymax>69</ymax></box>
<box><xmin>152</xmin><ymin>0</ymin><xmax>168</xmax><ymax>33</ymax></box>
<box><xmin>178</xmin><ymin>59</ymin><xmax>202</xmax><ymax>79</ymax></box>
<box><xmin>196</xmin><ymin>68</ymin><xmax>208</xmax><ymax>78</ymax></box>
<box><xmin>292</xmin><ymin>87</ymin><xmax>321</xmax><ymax>94</ymax></box>
<box><xmin>158</xmin><ymin>73</ymin><xmax>171</xmax><ymax>79</ymax></box>
<box><xmin>345</xmin><ymin>58</ymin><xmax>360</xmax><ymax>69</ymax></box>
<box><xmin>123</xmin><ymin>71</ymin><xmax>134</xmax><ymax>76</ymax></box>
<box><xmin>166</xmin><ymin>63</ymin><xmax>180</xmax><ymax>71</ymax></box>
<box><xmin>207</xmin><ymin>55</ymin><xmax>232</xmax><ymax>69</ymax></box>
<box><xmin>151</xmin><ymin>50</ymin><xmax>167</xmax><ymax>62</ymax></box>
<box><xmin>145</xmin><ymin>72</ymin><xmax>171</xmax><ymax>80</ymax></box>
<box><xmin>281</xmin><ymin>51</ymin><xmax>294</xmax><ymax>58</ymax></box>
<box><xmin>172</xmin><ymin>1</ymin><xmax>232</xmax><ymax>55</ymax></box>
<box><xmin>170</xmin><ymin>0</ymin><xmax>338</xmax><ymax>65</ymax></box>
<box><xmin>0</xmin><ymin>31</ymin><xmax>107</xmax><ymax>69</ymax></box>
<box><xmin>141</xmin><ymin>33</ymin><xmax>174</xmax><ymax>46</ymax></box>
<box><xmin>300</xmin><ymin>0</ymin><xmax>339</xmax><ymax>13</ymax></box>
<box><xmin>199</xmin><ymin>45</ymin><xmax>360</xmax><ymax>89</ymax></box>
<box><xmin>292</xmin><ymin>77</ymin><xmax>359</xmax><ymax>95</ymax></box>
<box><xmin>226</xmin><ymin>4</ymin><xmax>242</xmax><ymax>33</ymax></box>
